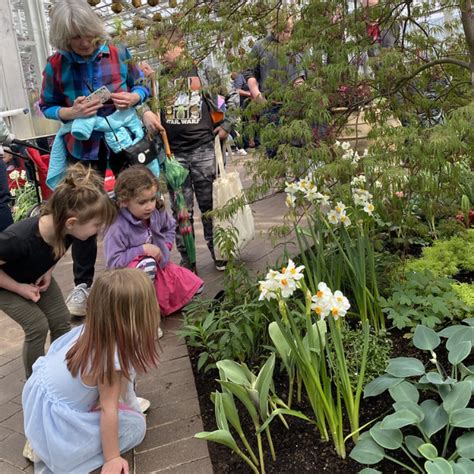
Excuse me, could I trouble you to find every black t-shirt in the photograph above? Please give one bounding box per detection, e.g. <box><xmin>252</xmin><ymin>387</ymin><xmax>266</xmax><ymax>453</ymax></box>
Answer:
<box><xmin>0</xmin><ymin>216</ymin><xmax>72</xmax><ymax>284</ymax></box>
<box><xmin>160</xmin><ymin>68</ymin><xmax>214</xmax><ymax>154</ymax></box>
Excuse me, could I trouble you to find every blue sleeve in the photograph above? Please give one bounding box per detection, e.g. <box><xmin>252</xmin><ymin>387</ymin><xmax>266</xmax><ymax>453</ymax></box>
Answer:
<box><xmin>122</xmin><ymin>47</ymin><xmax>150</xmax><ymax>104</ymax></box>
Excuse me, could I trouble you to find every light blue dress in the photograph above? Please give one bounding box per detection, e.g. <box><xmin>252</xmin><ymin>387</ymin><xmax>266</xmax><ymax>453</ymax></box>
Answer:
<box><xmin>22</xmin><ymin>325</ymin><xmax>146</xmax><ymax>474</ymax></box>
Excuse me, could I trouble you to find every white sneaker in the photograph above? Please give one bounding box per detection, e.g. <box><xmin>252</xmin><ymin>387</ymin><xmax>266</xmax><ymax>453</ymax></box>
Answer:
<box><xmin>235</xmin><ymin>148</ymin><xmax>248</xmax><ymax>156</ymax></box>
<box><xmin>137</xmin><ymin>397</ymin><xmax>151</xmax><ymax>413</ymax></box>
<box><xmin>23</xmin><ymin>440</ymin><xmax>39</xmax><ymax>463</ymax></box>
<box><xmin>65</xmin><ymin>283</ymin><xmax>90</xmax><ymax>317</ymax></box>
<box><xmin>157</xmin><ymin>327</ymin><xmax>164</xmax><ymax>339</ymax></box>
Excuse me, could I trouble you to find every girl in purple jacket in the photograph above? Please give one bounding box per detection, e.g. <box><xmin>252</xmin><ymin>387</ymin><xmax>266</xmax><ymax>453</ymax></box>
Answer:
<box><xmin>104</xmin><ymin>166</ymin><xmax>203</xmax><ymax>323</ymax></box>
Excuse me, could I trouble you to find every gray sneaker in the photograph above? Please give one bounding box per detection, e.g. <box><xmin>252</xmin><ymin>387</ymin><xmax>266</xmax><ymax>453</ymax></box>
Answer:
<box><xmin>65</xmin><ymin>283</ymin><xmax>90</xmax><ymax>317</ymax></box>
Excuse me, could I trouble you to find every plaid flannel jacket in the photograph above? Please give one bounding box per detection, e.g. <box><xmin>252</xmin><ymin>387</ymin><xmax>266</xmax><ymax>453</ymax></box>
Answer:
<box><xmin>40</xmin><ymin>43</ymin><xmax>149</xmax><ymax>161</ymax></box>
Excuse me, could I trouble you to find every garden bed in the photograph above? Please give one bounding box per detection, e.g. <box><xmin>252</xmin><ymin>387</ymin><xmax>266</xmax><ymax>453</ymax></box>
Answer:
<box><xmin>188</xmin><ymin>329</ymin><xmax>426</xmax><ymax>473</ymax></box>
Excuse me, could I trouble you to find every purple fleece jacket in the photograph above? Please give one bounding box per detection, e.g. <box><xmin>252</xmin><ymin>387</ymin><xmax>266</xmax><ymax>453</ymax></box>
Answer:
<box><xmin>104</xmin><ymin>207</ymin><xmax>176</xmax><ymax>270</ymax></box>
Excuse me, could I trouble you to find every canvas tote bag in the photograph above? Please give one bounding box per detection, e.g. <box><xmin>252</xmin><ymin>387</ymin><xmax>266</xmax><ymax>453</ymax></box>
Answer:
<box><xmin>213</xmin><ymin>136</ymin><xmax>255</xmax><ymax>260</ymax></box>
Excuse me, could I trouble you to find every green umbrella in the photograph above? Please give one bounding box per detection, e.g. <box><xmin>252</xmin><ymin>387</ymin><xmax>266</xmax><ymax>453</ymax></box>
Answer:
<box><xmin>161</xmin><ymin>131</ymin><xmax>197</xmax><ymax>270</ymax></box>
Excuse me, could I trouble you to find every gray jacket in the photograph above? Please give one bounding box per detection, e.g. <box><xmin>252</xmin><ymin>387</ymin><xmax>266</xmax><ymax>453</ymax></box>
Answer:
<box><xmin>243</xmin><ymin>34</ymin><xmax>306</xmax><ymax>95</ymax></box>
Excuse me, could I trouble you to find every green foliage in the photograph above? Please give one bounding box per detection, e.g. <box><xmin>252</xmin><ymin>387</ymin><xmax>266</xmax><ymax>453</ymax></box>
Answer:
<box><xmin>10</xmin><ymin>182</ymin><xmax>39</xmax><ymax>222</ymax></box>
<box><xmin>405</xmin><ymin>230</ymin><xmax>474</xmax><ymax>277</ymax></box>
<box><xmin>178</xmin><ymin>297</ymin><xmax>270</xmax><ymax>372</ymax></box>
<box><xmin>351</xmin><ymin>321</ymin><xmax>474</xmax><ymax>473</ymax></box>
<box><xmin>328</xmin><ymin>324</ymin><xmax>392</xmax><ymax>388</ymax></box>
<box><xmin>195</xmin><ymin>354</ymin><xmax>309</xmax><ymax>473</ymax></box>
<box><xmin>380</xmin><ymin>270</ymin><xmax>473</xmax><ymax>331</ymax></box>
<box><xmin>453</xmin><ymin>283</ymin><xmax>474</xmax><ymax>307</ymax></box>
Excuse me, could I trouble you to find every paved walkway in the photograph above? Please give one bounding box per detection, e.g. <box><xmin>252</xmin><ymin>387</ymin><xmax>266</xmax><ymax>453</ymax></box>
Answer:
<box><xmin>0</xmin><ymin>153</ymin><xmax>290</xmax><ymax>473</ymax></box>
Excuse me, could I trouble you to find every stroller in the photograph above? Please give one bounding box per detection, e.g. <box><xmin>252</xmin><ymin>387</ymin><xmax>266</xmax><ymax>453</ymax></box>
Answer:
<box><xmin>5</xmin><ymin>142</ymin><xmax>52</xmax><ymax>220</ymax></box>
<box><xmin>5</xmin><ymin>138</ymin><xmax>118</xmax><ymax>221</ymax></box>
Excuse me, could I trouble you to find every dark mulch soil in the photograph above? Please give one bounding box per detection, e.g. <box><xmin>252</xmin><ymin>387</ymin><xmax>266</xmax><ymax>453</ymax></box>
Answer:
<box><xmin>188</xmin><ymin>329</ymin><xmax>430</xmax><ymax>474</ymax></box>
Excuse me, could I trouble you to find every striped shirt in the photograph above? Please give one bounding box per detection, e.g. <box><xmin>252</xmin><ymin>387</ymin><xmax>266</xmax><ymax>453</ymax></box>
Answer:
<box><xmin>40</xmin><ymin>43</ymin><xmax>149</xmax><ymax>161</ymax></box>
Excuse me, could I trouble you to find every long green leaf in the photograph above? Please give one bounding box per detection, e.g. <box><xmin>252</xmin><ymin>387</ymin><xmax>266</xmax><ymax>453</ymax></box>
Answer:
<box><xmin>255</xmin><ymin>353</ymin><xmax>275</xmax><ymax>419</ymax></box>
<box><xmin>195</xmin><ymin>429</ymin><xmax>239</xmax><ymax>451</ymax></box>
<box><xmin>219</xmin><ymin>380</ymin><xmax>259</xmax><ymax>425</ymax></box>
<box><xmin>258</xmin><ymin>408</ymin><xmax>311</xmax><ymax>432</ymax></box>
<box><xmin>217</xmin><ymin>360</ymin><xmax>254</xmax><ymax>385</ymax></box>
<box><xmin>269</xmin><ymin>321</ymin><xmax>292</xmax><ymax>369</ymax></box>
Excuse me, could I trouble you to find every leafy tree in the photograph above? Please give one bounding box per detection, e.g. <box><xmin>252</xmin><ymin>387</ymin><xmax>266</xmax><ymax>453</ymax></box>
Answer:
<box><xmin>111</xmin><ymin>0</ymin><xmax>473</xmax><ymax>245</ymax></box>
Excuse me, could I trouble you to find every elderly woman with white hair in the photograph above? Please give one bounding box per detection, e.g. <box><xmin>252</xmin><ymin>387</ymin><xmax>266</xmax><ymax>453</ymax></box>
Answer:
<box><xmin>39</xmin><ymin>0</ymin><xmax>149</xmax><ymax>318</ymax></box>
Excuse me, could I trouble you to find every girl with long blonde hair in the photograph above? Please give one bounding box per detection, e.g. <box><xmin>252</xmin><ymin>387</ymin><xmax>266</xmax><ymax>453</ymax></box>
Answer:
<box><xmin>22</xmin><ymin>269</ymin><xmax>160</xmax><ymax>473</ymax></box>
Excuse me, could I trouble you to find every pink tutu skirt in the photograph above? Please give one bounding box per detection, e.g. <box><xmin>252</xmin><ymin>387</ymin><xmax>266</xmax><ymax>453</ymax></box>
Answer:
<box><xmin>128</xmin><ymin>258</ymin><xmax>203</xmax><ymax>316</ymax></box>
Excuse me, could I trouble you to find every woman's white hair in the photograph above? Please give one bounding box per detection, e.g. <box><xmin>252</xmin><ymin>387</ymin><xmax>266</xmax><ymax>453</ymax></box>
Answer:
<box><xmin>49</xmin><ymin>0</ymin><xmax>110</xmax><ymax>52</ymax></box>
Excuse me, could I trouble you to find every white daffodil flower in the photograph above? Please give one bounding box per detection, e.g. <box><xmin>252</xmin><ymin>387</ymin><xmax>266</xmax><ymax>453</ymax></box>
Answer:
<box><xmin>328</xmin><ymin>291</ymin><xmax>351</xmax><ymax>320</ymax></box>
<box><xmin>285</xmin><ymin>194</ymin><xmax>296</xmax><ymax>208</ymax></box>
<box><xmin>334</xmin><ymin>201</ymin><xmax>346</xmax><ymax>214</ymax></box>
<box><xmin>9</xmin><ymin>170</ymin><xmax>20</xmax><ymax>180</ymax></box>
<box><xmin>363</xmin><ymin>202</ymin><xmax>375</xmax><ymax>216</ymax></box>
<box><xmin>327</xmin><ymin>209</ymin><xmax>340</xmax><ymax>225</ymax></box>
<box><xmin>339</xmin><ymin>213</ymin><xmax>351</xmax><ymax>227</ymax></box>
<box><xmin>281</xmin><ymin>259</ymin><xmax>305</xmax><ymax>282</ymax></box>
<box><xmin>285</xmin><ymin>181</ymin><xmax>299</xmax><ymax>195</ymax></box>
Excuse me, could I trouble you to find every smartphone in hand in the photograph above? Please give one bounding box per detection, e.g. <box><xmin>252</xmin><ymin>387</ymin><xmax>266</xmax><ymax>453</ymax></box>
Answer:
<box><xmin>84</xmin><ymin>86</ymin><xmax>111</xmax><ymax>104</ymax></box>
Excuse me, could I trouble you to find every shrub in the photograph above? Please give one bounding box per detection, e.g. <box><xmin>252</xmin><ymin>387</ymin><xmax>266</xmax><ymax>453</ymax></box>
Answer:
<box><xmin>453</xmin><ymin>283</ymin><xmax>474</xmax><ymax>307</ymax></box>
<box><xmin>178</xmin><ymin>298</ymin><xmax>270</xmax><ymax>372</ymax></box>
<box><xmin>379</xmin><ymin>270</ymin><xmax>473</xmax><ymax>331</ymax></box>
<box><xmin>328</xmin><ymin>324</ymin><xmax>393</xmax><ymax>387</ymax></box>
<box><xmin>405</xmin><ymin>230</ymin><xmax>474</xmax><ymax>277</ymax></box>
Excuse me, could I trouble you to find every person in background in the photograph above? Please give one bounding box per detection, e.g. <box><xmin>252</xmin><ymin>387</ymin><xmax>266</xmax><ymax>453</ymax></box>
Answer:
<box><xmin>104</xmin><ymin>166</ymin><xmax>203</xmax><ymax>326</ymax></box>
<box><xmin>243</xmin><ymin>11</ymin><xmax>305</xmax><ymax>104</ymax></box>
<box><xmin>229</xmin><ymin>72</ymin><xmax>251</xmax><ymax>155</ymax></box>
<box><xmin>22</xmin><ymin>269</ymin><xmax>159</xmax><ymax>473</ymax></box>
<box><xmin>141</xmin><ymin>26</ymin><xmax>239</xmax><ymax>271</ymax></box>
<box><xmin>40</xmin><ymin>0</ymin><xmax>149</xmax><ymax>316</ymax></box>
<box><xmin>243</xmin><ymin>9</ymin><xmax>306</xmax><ymax>157</ymax></box>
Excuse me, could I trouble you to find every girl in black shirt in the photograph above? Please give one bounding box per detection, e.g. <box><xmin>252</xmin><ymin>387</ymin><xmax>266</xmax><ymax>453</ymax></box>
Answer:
<box><xmin>0</xmin><ymin>164</ymin><xmax>116</xmax><ymax>378</ymax></box>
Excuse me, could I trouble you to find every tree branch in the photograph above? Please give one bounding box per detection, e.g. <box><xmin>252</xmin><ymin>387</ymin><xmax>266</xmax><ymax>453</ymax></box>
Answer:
<box><xmin>393</xmin><ymin>57</ymin><xmax>470</xmax><ymax>91</ymax></box>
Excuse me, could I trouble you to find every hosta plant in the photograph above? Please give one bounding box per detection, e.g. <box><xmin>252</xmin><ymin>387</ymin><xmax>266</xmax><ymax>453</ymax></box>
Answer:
<box><xmin>350</xmin><ymin>320</ymin><xmax>474</xmax><ymax>473</ymax></box>
<box><xmin>195</xmin><ymin>354</ymin><xmax>308</xmax><ymax>474</ymax></box>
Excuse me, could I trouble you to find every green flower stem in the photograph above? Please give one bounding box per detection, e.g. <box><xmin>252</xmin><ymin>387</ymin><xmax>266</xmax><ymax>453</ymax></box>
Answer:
<box><xmin>352</xmin><ymin>320</ymin><xmax>370</xmax><ymax>442</ymax></box>
<box><xmin>400</xmin><ymin>445</ymin><xmax>424</xmax><ymax>472</ymax></box>
<box><xmin>297</xmin><ymin>372</ymin><xmax>302</xmax><ymax>403</ymax></box>
<box><xmin>442</xmin><ymin>425</ymin><xmax>454</xmax><ymax>458</ymax></box>
<box><xmin>265</xmin><ymin>427</ymin><xmax>276</xmax><ymax>462</ymax></box>
<box><xmin>287</xmin><ymin>374</ymin><xmax>294</xmax><ymax>408</ymax></box>
<box><xmin>384</xmin><ymin>454</ymin><xmax>420</xmax><ymax>474</ymax></box>
<box><xmin>235</xmin><ymin>446</ymin><xmax>260</xmax><ymax>474</ymax></box>
<box><xmin>237</xmin><ymin>431</ymin><xmax>259</xmax><ymax>467</ymax></box>
<box><xmin>256</xmin><ymin>431</ymin><xmax>265</xmax><ymax>474</ymax></box>
<box><xmin>448</xmin><ymin>451</ymin><xmax>459</xmax><ymax>462</ymax></box>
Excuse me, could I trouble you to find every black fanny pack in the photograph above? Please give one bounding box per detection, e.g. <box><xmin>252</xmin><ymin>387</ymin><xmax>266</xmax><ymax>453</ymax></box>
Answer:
<box><xmin>123</xmin><ymin>135</ymin><xmax>156</xmax><ymax>166</ymax></box>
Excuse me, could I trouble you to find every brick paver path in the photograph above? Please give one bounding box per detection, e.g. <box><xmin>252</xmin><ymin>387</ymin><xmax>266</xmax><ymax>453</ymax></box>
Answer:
<box><xmin>0</xmin><ymin>153</ymin><xmax>290</xmax><ymax>473</ymax></box>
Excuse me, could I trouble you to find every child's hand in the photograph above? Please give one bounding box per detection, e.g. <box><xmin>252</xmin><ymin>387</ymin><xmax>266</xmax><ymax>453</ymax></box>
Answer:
<box><xmin>143</xmin><ymin>244</ymin><xmax>162</xmax><ymax>262</ymax></box>
<box><xmin>18</xmin><ymin>284</ymin><xmax>40</xmax><ymax>302</ymax></box>
<box><xmin>101</xmin><ymin>456</ymin><xmax>129</xmax><ymax>474</ymax></box>
<box><xmin>35</xmin><ymin>272</ymin><xmax>52</xmax><ymax>292</ymax></box>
